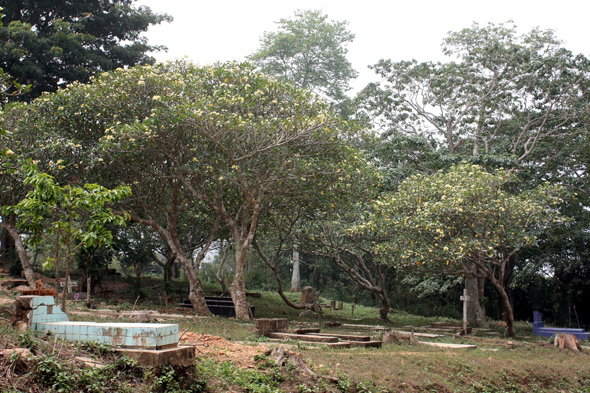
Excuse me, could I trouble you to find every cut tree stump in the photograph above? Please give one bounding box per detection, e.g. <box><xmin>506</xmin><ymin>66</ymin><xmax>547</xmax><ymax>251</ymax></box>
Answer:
<box><xmin>11</xmin><ymin>296</ymin><xmax>34</xmax><ymax>327</ymax></box>
<box><xmin>301</xmin><ymin>287</ymin><xmax>314</xmax><ymax>304</ymax></box>
<box><xmin>268</xmin><ymin>348</ymin><xmax>313</xmax><ymax>375</ymax></box>
<box><xmin>256</xmin><ymin>318</ymin><xmax>288</xmax><ymax>336</ymax></box>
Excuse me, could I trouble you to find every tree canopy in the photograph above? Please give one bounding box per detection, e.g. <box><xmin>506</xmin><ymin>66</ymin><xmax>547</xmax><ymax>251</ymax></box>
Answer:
<box><xmin>2</xmin><ymin>60</ymin><xmax>370</xmax><ymax>319</ymax></box>
<box><xmin>358</xmin><ymin>22</ymin><xmax>590</xmax><ymax>164</ymax></box>
<box><xmin>364</xmin><ymin>164</ymin><xmax>565</xmax><ymax>335</ymax></box>
<box><xmin>2</xmin><ymin>14</ymin><xmax>589</xmax><ymax>330</ymax></box>
<box><xmin>0</xmin><ymin>0</ymin><xmax>171</xmax><ymax>100</ymax></box>
<box><xmin>248</xmin><ymin>9</ymin><xmax>357</xmax><ymax>104</ymax></box>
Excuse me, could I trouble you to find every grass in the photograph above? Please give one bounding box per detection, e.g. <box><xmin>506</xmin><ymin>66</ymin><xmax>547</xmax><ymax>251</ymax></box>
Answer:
<box><xmin>303</xmin><ymin>342</ymin><xmax>590</xmax><ymax>392</ymax></box>
<box><xmin>3</xmin><ymin>274</ymin><xmax>590</xmax><ymax>392</ymax></box>
<box><xmin>192</xmin><ymin>292</ymin><xmax>590</xmax><ymax>392</ymax></box>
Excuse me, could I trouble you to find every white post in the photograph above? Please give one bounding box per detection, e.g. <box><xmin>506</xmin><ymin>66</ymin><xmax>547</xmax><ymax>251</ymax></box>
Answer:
<box><xmin>290</xmin><ymin>243</ymin><xmax>301</xmax><ymax>292</ymax></box>
<box><xmin>460</xmin><ymin>288</ymin><xmax>470</xmax><ymax>334</ymax></box>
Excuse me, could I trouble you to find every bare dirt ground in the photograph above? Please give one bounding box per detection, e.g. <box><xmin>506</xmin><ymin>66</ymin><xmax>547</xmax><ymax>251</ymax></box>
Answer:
<box><xmin>180</xmin><ymin>332</ymin><xmax>269</xmax><ymax>368</ymax></box>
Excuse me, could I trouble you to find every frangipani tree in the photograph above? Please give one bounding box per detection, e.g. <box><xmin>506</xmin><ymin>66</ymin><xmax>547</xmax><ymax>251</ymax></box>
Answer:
<box><xmin>366</xmin><ymin>164</ymin><xmax>565</xmax><ymax>336</ymax></box>
<box><xmin>295</xmin><ymin>204</ymin><xmax>393</xmax><ymax>320</ymax></box>
<box><xmin>3</xmin><ymin>61</ymin><xmax>365</xmax><ymax>319</ymax></box>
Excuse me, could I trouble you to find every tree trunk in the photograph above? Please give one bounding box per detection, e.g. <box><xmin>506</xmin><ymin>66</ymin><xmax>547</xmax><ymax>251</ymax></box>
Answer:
<box><xmin>230</xmin><ymin>245</ymin><xmax>250</xmax><ymax>320</ymax></box>
<box><xmin>187</xmin><ymin>282</ymin><xmax>208</xmax><ymax>314</ymax></box>
<box><xmin>163</xmin><ymin>263</ymin><xmax>171</xmax><ymax>282</ymax></box>
<box><xmin>378</xmin><ymin>292</ymin><xmax>390</xmax><ymax>320</ymax></box>
<box><xmin>0</xmin><ymin>229</ymin><xmax>14</xmax><ymax>261</ymax></box>
<box><xmin>489</xmin><ymin>277</ymin><xmax>516</xmax><ymax>337</ymax></box>
<box><xmin>216</xmin><ymin>240</ymin><xmax>230</xmax><ymax>296</ymax></box>
<box><xmin>466</xmin><ymin>265</ymin><xmax>486</xmax><ymax>327</ymax></box>
<box><xmin>0</xmin><ymin>222</ymin><xmax>36</xmax><ymax>287</ymax></box>
<box><xmin>61</xmin><ymin>252</ymin><xmax>72</xmax><ymax>313</ymax></box>
<box><xmin>177</xmin><ymin>255</ymin><xmax>210</xmax><ymax>315</ymax></box>
<box><xmin>290</xmin><ymin>243</ymin><xmax>301</xmax><ymax>292</ymax></box>
<box><xmin>172</xmin><ymin>260</ymin><xmax>181</xmax><ymax>279</ymax></box>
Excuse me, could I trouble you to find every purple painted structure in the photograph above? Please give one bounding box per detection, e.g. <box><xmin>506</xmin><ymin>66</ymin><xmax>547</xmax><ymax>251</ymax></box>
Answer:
<box><xmin>533</xmin><ymin>311</ymin><xmax>589</xmax><ymax>340</ymax></box>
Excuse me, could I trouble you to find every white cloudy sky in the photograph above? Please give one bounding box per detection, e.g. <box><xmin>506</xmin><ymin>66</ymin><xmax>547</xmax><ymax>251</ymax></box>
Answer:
<box><xmin>136</xmin><ymin>0</ymin><xmax>589</xmax><ymax>94</ymax></box>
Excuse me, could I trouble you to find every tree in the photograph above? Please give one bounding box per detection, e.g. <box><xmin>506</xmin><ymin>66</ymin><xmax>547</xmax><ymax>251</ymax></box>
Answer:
<box><xmin>248</xmin><ymin>9</ymin><xmax>357</xmax><ymax>104</ymax></box>
<box><xmin>366</xmin><ymin>164</ymin><xmax>565</xmax><ymax>336</ymax></box>
<box><xmin>0</xmin><ymin>0</ymin><xmax>171</xmax><ymax>100</ymax></box>
<box><xmin>357</xmin><ymin>22</ymin><xmax>590</xmax><ymax>324</ymax></box>
<box><xmin>6</xmin><ymin>163</ymin><xmax>130</xmax><ymax>312</ymax></box>
<box><xmin>3</xmin><ymin>61</ymin><xmax>365</xmax><ymax>320</ymax></box>
<box><xmin>296</xmin><ymin>206</ymin><xmax>394</xmax><ymax>320</ymax></box>
<box><xmin>358</xmin><ymin>22</ymin><xmax>590</xmax><ymax>162</ymax></box>
<box><xmin>0</xmin><ymin>140</ymin><xmax>36</xmax><ymax>286</ymax></box>
<box><xmin>0</xmin><ymin>19</ymin><xmax>31</xmax><ymax>269</ymax></box>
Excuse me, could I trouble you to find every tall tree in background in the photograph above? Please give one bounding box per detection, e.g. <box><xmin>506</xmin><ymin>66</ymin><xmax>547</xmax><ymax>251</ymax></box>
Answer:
<box><xmin>249</xmin><ymin>10</ymin><xmax>358</xmax><ymax>290</ymax></box>
<box><xmin>248</xmin><ymin>9</ymin><xmax>357</xmax><ymax>104</ymax></box>
<box><xmin>359</xmin><ymin>22</ymin><xmax>589</xmax><ymax>162</ymax></box>
<box><xmin>0</xmin><ymin>0</ymin><xmax>171</xmax><ymax>100</ymax></box>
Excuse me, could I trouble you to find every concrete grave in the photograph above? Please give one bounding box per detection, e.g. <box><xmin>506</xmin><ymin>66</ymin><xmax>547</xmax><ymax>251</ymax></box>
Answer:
<box><xmin>15</xmin><ymin>295</ymin><xmax>194</xmax><ymax>366</ymax></box>
<box><xmin>533</xmin><ymin>311</ymin><xmax>589</xmax><ymax>340</ymax></box>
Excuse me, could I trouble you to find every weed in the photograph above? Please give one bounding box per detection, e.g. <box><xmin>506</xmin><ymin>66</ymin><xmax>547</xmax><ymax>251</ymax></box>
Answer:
<box><xmin>17</xmin><ymin>331</ymin><xmax>37</xmax><ymax>350</ymax></box>
<box><xmin>151</xmin><ymin>365</ymin><xmax>206</xmax><ymax>393</ymax></box>
<box><xmin>80</xmin><ymin>339</ymin><xmax>113</xmax><ymax>356</ymax></box>
<box><xmin>35</xmin><ymin>356</ymin><xmax>76</xmax><ymax>392</ymax></box>
<box><xmin>207</xmin><ymin>359</ymin><xmax>284</xmax><ymax>393</ymax></box>
<box><xmin>337</xmin><ymin>376</ymin><xmax>353</xmax><ymax>392</ymax></box>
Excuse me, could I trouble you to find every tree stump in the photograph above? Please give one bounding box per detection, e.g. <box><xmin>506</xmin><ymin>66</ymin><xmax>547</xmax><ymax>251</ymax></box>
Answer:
<box><xmin>301</xmin><ymin>287</ymin><xmax>314</xmax><ymax>304</ymax></box>
<box><xmin>267</xmin><ymin>348</ymin><xmax>313</xmax><ymax>376</ymax></box>
<box><xmin>255</xmin><ymin>318</ymin><xmax>288</xmax><ymax>336</ymax></box>
<box><xmin>11</xmin><ymin>297</ymin><xmax>33</xmax><ymax>328</ymax></box>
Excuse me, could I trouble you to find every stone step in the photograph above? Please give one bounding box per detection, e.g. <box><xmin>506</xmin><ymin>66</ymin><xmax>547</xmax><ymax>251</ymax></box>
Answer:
<box><xmin>418</xmin><ymin>341</ymin><xmax>477</xmax><ymax>349</ymax></box>
<box><xmin>267</xmin><ymin>332</ymin><xmax>338</xmax><ymax>343</ymax></box>
<box><xmin>310</xmin><ymin>333</ymin><xmax>371</xmax><ymax>341</ymax></box>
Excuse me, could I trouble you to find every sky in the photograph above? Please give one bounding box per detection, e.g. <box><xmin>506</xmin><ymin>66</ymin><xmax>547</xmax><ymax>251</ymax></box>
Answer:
<box><xmin>136</xmin><ymin>0</ymin><xmax>590</xmax><ymax>94</ymax></box>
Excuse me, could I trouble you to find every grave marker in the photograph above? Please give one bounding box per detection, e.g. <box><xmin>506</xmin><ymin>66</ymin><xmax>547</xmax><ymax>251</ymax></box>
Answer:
<box><xmin>460</xmin><ymin>288</ymin><xmax>469</xmax><ymax>334</ymax></box>
<box><xmin>60</xmin><ymin>277</ymin><xmax>78</xmax><ymax>293</ymax></box>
